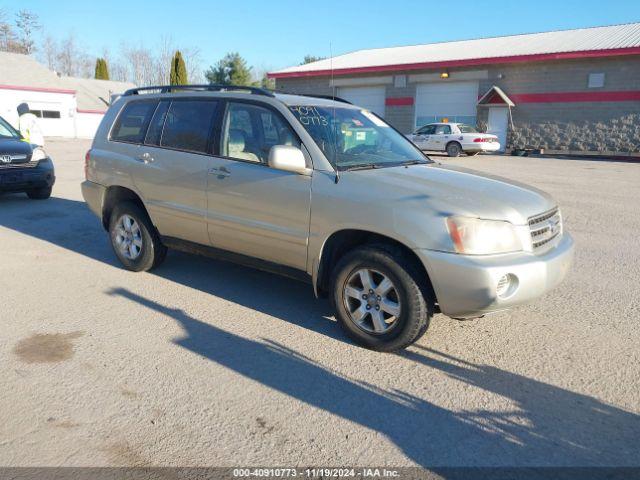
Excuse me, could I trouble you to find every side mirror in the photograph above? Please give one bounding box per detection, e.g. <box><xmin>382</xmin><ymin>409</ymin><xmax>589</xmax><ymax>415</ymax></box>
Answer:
<box><xmin>268</xmin><ymin>145</ymin><xmax>311</xmax><ymax>175</ymax></box>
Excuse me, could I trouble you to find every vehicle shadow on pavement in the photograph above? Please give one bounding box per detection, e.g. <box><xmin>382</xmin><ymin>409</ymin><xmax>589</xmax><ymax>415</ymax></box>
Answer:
<box><xmin>0</xmin><ymin>195</ymin><xmax>118</xmax><ymax>266</ymax></box>
<box><xmin>108</xmin><ymin>287</ymin><xmax>640</xmax><ymax>468</ymax></box>
<box><xmin>0</xmin><ymin>195</ymin><xmax>344</xmax><ymax>342</ymax></box>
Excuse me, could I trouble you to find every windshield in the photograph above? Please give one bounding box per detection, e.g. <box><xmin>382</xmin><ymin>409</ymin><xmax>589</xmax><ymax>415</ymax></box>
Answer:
<box><xmin>0</xmin><ymin>116</ymin><xmax>20</xmax><ymax>139</ymax></box>
<box><xmin>458</xmin><ymin>124</ymin><xmax>478</xmax><ymax>133</ymax></box>
<box><xmin>289</xmin><ymin>106</ymin><xmax>431</xmax><ymax>170</ymax></box>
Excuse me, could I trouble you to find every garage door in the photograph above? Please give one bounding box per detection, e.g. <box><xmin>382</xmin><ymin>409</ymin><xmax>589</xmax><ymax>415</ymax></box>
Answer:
<box><xmin>337</xmin><ymin>86</ymin><xmax>386</xmax><ymax>117</ymax></box>
<box><xmin>415</xmin><ymin>81</ymin><xmax>479</xmax><ymax>129</ymax></box>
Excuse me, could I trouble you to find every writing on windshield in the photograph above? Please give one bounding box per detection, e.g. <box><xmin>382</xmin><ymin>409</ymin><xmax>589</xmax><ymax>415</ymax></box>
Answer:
<box><xmin>289</xmin><ymin>106</ymin><xmax>430</xmax><ymax>170</ymax></box>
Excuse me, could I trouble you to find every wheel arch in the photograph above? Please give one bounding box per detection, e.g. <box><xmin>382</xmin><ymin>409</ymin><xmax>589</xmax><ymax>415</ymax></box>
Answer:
<box><xmin>446</xmin><ymin>140</ymin><xmax>462</xmax><ymax>150</ymax></box>
<box><xmin>101</xmin><ymin>185</ymin><xmax>149</xmax><ymax>230</ymax></box>
<box><xmin>314</xmin><ymin>229</ymin><xmax>437</xmax><ymax>305</ymax></box>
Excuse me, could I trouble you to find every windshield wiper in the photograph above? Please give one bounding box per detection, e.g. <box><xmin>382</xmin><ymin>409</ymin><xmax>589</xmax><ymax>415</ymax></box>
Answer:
<box><xmin>340</xmin><ymin>163</ymin><xmax>380</xmax><ymax>171</ymax></box>
<box><xmin>399</xmin><ymin>159</ymin><xmax>429</xmax><ymax>166</ymax></box>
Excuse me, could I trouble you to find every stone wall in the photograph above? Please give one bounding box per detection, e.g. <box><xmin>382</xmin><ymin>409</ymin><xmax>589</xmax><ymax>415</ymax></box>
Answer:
<box><xmin>508</xmin><ymin>105</ymin><xmax>640</xmax><ymax>153</ymax></box>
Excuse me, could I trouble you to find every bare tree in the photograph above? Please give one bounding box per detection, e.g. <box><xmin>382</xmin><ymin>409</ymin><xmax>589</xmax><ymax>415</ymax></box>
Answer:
<box><xmin>182</xmin><ymin>46</ymin><xmax>203</xmax><ymax>84</ymax></box>
<box><xmin>101</xmin><ymin>47</ymin><xmax>128</xmax><ymax>82</ymax></box>
<box><xmin>15</xmin><ymin>9</ymin><xmax>40</xmax><ymax>54</ymax></box>
<box><xmin>0</xmin><ymin>8</ymin><xmax>19</xmax><ymax>52</ymax></box>
<box><xmin>39</xmin><ymin>33</ymin><xmax>58</xmax><ymax>70</ymax></box>
<box><xmin>120</xmin><ymin>44</ymin><xmax>156</xmax><ymax>86</ymax></box>
<box><xmin>56</xmin><ymin>33</ymin><xmax>82</xmax><ymax>76</ymax></box>
<box><xmin>155</xmin><ymin>36</ymin><xmax>174</xmax><ymax>85</ymax></box>
<box><xmin>77</xmin><ymin>52</ymin><xmax>95</xmax><ymax>78</ymax></box>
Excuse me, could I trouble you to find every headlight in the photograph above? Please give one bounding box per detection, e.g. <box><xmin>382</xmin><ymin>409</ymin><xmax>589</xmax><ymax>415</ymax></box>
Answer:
<box><xmin>446</xmin><ymin>216</ymin><xmax>523</xmax><ymax>255</ymax></box>
<box><xmin>31</xmin><ymin>147</ymin><xmax>48</xmax><ymax>162</ymax></box>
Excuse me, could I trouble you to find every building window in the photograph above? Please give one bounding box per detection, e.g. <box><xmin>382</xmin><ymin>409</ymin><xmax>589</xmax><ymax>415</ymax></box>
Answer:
<box><xmin>394</xmin><ymin>75</ymin><xmax>407</xmax><ymax>88</ymax></box>
<box><xmin>588</xmin><ymin>73</ymin><xmax>605</xmax><ymax>88</ymax></box>
<box><xmin>29</xmin><ymin>110</ymin><xmax>61</xmax><ymax>119</ymax></box>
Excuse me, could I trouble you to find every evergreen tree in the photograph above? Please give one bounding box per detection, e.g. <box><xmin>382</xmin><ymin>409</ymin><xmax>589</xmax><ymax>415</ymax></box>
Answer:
<box><xmin>94</xmin><ymin>58</ymin><xmax>109</xmax><ymax>80</ymax></box>
<box><xmin>300</xmin><ymin>55</ymin><xmax>324</xmax><ymax>65</ymax></box>
<box><xmin>205</xmin><ymin>52</ymin><xmax>252</xmax><ymax>86</ymax></box>
<box><xmin>169</xmin><ymin>50</ymin><xmax>188</xmax><ymax>85</ymax></box>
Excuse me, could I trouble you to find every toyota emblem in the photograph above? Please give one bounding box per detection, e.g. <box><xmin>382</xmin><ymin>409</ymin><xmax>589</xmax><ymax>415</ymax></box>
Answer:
<box><xmin>0</xmin><ymin>155</ymin><xmax>12</xmax><ymax>164</ymax></box>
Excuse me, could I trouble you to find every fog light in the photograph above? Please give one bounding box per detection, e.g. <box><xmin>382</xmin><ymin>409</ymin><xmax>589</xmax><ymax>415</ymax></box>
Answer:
<box><xmin>496</xmin><ymin>274</ymin><xmax>518</xmax><ymax>298</ymax></box>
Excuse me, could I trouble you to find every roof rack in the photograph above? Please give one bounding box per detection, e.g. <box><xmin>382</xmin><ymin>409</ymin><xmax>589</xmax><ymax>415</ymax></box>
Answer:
<box><xmin>290</xmin><ymin>93</ymin><xmax>352</xmax><ymax>104</ymax></box>
<box><xmin>122</xmin><ymin>84</ymin><xmax>275</xmax><ymax>97</ymax></box>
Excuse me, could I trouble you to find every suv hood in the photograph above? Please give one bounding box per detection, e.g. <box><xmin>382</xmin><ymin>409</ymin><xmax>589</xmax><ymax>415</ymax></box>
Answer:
<box><xmin>348</xmin><ymin>163</ymin><xmax>556</xmax><ymax>225</ymax></box>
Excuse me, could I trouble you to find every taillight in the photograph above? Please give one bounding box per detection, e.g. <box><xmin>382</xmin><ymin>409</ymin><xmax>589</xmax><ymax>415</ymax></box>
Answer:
<box><xmin>473</xmin><ymin>137</ymin><xmax>483</xmax><ymax>143</ymax></box>
<box><xmin>84</xmin><ymin>149</ymin><xmax>91</xmax><ymax>180</ymax></box>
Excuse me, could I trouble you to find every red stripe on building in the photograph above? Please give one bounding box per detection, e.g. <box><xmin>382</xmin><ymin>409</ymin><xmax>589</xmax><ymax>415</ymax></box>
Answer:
<box><xmin>77</xmin><ymin>109</ymin><xmax>107</xmax><ymax>114</ymax></box>
<box><xmin>385</xmin><ymin>97</ymin><xmax>414</xmax><ymax>106</ymax></box>
<box><xmin>511</xmin><ymin>91</ymin><xmax>640</xmax><ymax>103</ymax></box>
<box><xmin>268</xmin><ymin>47</ymin><xmax>640</xmax><ymax>79</ymax></box>
<box><xmin>0</xmin><ymin>84</ymin><xmax>76</xmax><ymax>95</ymax></box>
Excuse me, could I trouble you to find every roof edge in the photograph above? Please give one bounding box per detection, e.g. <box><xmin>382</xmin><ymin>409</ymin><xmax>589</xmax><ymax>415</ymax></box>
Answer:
<box><xmin>268</xmin><ymin>46</ymin><xmax>640</xmax><ymax>79</ymax></box>
<box><xmin>0</xmin><ymin>83</ymin><xmax>76</xmax><ymax>94</ymax></box>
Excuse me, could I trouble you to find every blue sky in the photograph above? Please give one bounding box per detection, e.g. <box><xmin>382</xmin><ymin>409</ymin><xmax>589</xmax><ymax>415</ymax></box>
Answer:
<box><xmin>9</xmin><ymin>0</ymin><xmax>640</xmax><ymax>73</ymax></box>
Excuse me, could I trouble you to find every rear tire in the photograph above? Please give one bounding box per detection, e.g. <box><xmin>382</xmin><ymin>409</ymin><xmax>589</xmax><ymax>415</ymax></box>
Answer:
<box><xmin>26</xmin><ymin>186</ymin><xmax>52</xmax><ymax>200</ymax></box>
<box><xmin>108</xmin><ymin>201</ymin><xmax>167</xmax><ymax>272</ymax></box>
<box><xmin>330</xmin><ymin>245</ymin><xmax>432</xmax><ymax>352</ymax></box>
<box><xmin>446</xmin><ymin>142</ymin><xmax>462</xmax><ymax>157</ymax></box>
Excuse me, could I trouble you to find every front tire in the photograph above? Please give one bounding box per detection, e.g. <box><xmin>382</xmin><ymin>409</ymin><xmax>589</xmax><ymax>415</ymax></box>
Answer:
<box><xmin>331</xmin><ymin>246</ymin><xmax>432</xmax><ymax>352</ymax></box>
<box><xmin>108</xmin><ymin>201</ymin><xmax>167</xmax><ymax>272</ymax></box>
<box><xmin>446</xmin><ymin>142</ymin><xmax>462</xmax><ymax>157</ymax></box>
<box><xmin>26</xmin><ymin>186</ymin><xmax>52</xmax><ymax>200</ymax></box>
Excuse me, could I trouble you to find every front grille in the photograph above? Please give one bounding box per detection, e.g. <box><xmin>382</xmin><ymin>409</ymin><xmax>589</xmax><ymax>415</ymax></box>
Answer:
<box><xmin>529</xmin><ymin>207</ymin><xmax>562</xmax><ymax>252</ymax></box>
<box><xmin>0</xmin><ymin>159</ymin><xmax>39</xmax><ymax>170</ymax></box>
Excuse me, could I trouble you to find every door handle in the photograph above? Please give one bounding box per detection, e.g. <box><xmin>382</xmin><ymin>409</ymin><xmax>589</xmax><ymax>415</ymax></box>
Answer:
<box><xmin>136</xmin><ymin>152</ymin><xmax>154</xmax><ymax>164</ymax></box>
<box><xmin>208</xmin><ymin>166</ymin><xmax>230</xmax><ymax>177</ymax></box>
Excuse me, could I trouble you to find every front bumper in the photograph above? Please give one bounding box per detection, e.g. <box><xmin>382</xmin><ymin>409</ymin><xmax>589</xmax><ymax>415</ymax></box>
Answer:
<box><xmin>0</xmin><ymin>159</ymin><xmax>55</xmax><ymax>192</ymax></box>
<box><xmin>416</xmin><ymin>233</ymin><xmax>574</xmax><ymax>318</ymax></box>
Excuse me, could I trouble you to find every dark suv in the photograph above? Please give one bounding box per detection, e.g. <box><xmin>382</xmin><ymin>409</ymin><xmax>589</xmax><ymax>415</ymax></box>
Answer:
<box><xmin>0</xmin><ymin>115</ymin><xmax>55</xmax><ymax>199</ymax></box>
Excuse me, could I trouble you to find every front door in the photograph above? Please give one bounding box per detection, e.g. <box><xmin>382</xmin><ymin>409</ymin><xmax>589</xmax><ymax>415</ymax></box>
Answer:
<box><xmin>411</xmin><ymin>124</ymin><xmax>435</xmax><ymax>150</ymax></box>
<box><xmin>430</xmin><ymin>124</ymin><xmax>452</xmax><ymax>151</ymax></box>
<box><xmin>487</xmin><ymin>107</ymin><xmax>509</xmax><ymax>152</ymax></box>
<box><xmin>206</xmin><ymin>101</ymin><xmax>312</xmax><ymax>270</ymax></box>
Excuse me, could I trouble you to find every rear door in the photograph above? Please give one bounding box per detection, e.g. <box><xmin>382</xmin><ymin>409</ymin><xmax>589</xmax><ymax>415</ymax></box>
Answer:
<box><xmin>110</xmin><ymin>98</ymin><xmax>218</xmax><ymax>246</ymax></box>
<box><xmin>206</xmin><ymin>100</ymin><xmax>311</xmax><ymax>270</ymax></box>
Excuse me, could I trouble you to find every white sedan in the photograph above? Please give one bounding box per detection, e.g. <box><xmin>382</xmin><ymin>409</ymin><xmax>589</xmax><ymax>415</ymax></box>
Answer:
<box><xmin>407</xmin><ymin>122</ymin><xmax>500</xmax><ymax>157</ymax></box>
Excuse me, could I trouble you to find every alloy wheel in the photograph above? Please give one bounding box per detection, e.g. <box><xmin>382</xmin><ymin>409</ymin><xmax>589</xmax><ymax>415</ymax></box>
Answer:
<box><xmin>114</xmin><ymin>214</ymin><xmax>143</xmax><ymax>260</ymax></box>
<box><xmin>342</xmin><ymin>268</ymin><xmax>402</xmax><ymax>334</ymax></box>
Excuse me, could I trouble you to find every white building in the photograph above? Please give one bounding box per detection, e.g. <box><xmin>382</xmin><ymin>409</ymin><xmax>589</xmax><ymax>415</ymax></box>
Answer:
<box><xmin>0</xmin><ymin>51</ymin><xmax>134</xmax><ymax>139</ymax></box>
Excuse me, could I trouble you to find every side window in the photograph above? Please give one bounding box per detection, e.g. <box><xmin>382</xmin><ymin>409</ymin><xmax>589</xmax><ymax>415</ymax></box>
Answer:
<box><xmin>161</xmin><ymin>100</ymin><xmax>218</xmax><ymax>153</ymax></box>
<box><xmin>111</xmin><ymin>101</ymin><xmax>157</xmax><ymax>144</ymax></box>
<box><xmin>144</xmin><ymin>101</ymin><xmax>169</xmax><ymax>146</ymax></box>
<box><xmin>418</xmin><ymin>125</ymin><xmax>435</xmax><ymax>135</ymax></box>
<box><xmin>435</xmin><ymin>124</ymin><xmax>451</xmax><ymax>135</ymax></box>
<box><xmin>222</xmin><ymin>102</ymin><xmax>300</xmax><ymax>164</ymax></box>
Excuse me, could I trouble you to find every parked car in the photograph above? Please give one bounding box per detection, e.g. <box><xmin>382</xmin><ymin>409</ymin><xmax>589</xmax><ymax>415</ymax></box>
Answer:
<box><xmin>0</xmin><ymin>115</ymin><xmax>55</xmax><ymax>199</ymax></box>
<box><xmin>407</xmin><ymin>122</ymin><xmax>500</xmax><ymax>157</ymax></box>
<box><xmin>82</xmin><ymin>85</ymin><xmax>573</xmax><ymax>352</ymax></box>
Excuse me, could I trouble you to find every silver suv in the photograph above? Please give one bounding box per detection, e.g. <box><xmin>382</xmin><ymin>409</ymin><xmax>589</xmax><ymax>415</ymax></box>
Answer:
<box><xmin>82</xmin><ymin>85</ymin><xmax>574</xmax><ymax>351</ymax></box>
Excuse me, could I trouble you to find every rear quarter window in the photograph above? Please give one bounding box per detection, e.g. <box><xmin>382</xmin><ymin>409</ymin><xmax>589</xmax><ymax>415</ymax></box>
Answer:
<box><xmin>111</xmin><ymin>101</ymin><xmax>157</xmax><ymax>144</ymax></box>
